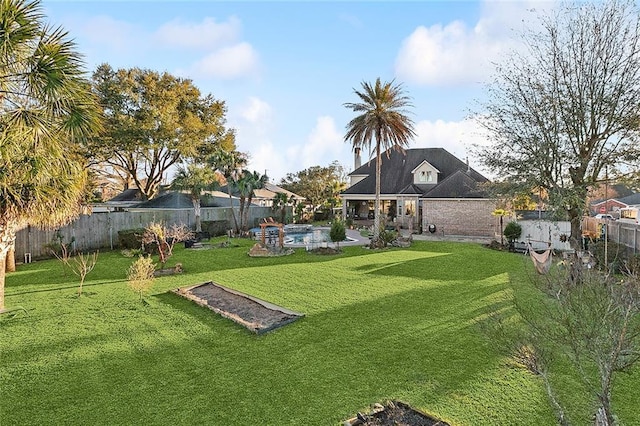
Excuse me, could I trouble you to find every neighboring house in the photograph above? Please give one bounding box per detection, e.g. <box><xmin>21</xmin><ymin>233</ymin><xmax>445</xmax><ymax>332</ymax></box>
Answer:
<box><xmin>590</xmin><ymin>192</ymin><xmax>640</xmax><ymax>217</ymax></box>
<box><xmin>219</xmin><ymin>181</ymin><xmax>305</xmax><ymax>208</ymax></box>
<box><xmin>340</xmin><ymin>147</ymin><xmax>497</xmax><ymax>237</ymax></box>
<box><xmin>250</xmin><ymin>182</ymin><xmax>306</xmax><ymax>207</ymax></box>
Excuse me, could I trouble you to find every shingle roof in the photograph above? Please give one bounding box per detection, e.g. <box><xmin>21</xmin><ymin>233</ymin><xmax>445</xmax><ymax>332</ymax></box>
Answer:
<box><xmin>342</xmin><ymin>148</ymin><xmax>489</xmax><ymax>198</ymax></box>
<box><xmin>617</xmin><ymin>193</ymin><xmax>640</xmax><ymax>206</ymax></box>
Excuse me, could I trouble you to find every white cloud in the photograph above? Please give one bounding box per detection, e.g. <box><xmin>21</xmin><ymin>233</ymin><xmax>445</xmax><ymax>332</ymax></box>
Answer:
<box><xmin>78</xmin><ymin>15</ymin><xmax>141</xmax><ymax>53</ymax></box>
<box><xmin>395</xmin><ymin>22</ymin><xmax>504</xmax><ymax>86</ymax></box>
<box><xmin>241</xmin><ymin>97</ymin><xmax>273</xmax><ymax>127</ymax></box>
<box><xmin>298</xmin><ymin>116</ymin><xmax>344</xmax><ymax>169</ymax></box>
<box><xmin>412</xmin><ymin>118</ymin><xmax>491</xmax><ymax>174</ymax></box>
<box><xmin>394</xmin><ymin>0</ymin><xmax>552</xmax><ymax>86</ymax></box>
<box><xmin>154</xmin><ymin>16</ymin><xmax>241</xmax><ymax>50</ymax></box>
<box><xmin>191</xmin><ymin>42</ymin><xmax>259</xmax><ymax>79</ymax></box>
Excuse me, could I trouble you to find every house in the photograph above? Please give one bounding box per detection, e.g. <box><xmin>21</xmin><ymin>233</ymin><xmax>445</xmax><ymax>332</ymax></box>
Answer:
<box><xmin>339</xmin><ymin>147</ymin><xmax>497</xmax><ymax>237</ymax></box>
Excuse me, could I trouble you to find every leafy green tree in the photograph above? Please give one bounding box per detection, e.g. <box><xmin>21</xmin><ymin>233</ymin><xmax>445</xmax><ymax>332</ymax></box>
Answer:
<box><xmin>475</xmin><ymin>1</ymin><xmax>640</xmax><ymax>244</ymax></box>
<box><xmin>209</xmin><ymin>149</ymin><xmax>247</xmax><ymax>233</ymax></box>
<box><xmin>0</xmin><ymin>0</ymin><xmax>101</xmax><ymax>309</ymax></box>
<box><xmin>279</xmin><ymin>163</ymin><xmax>346</xmax><ymax>213</ymax></box>
<box><xmin>344</xmin><ymin>78</ymin><xmax>416</xmax><ymax>245</ymax></box>
<box><xmin>171</xmin><ymin>164</ymin><xmax>220</xmax><ymax>232</ymax></box>
<box><xmin>89</xmin><ymin>64</ymin><xmax>235</xmax><ymax>199</ymax></box>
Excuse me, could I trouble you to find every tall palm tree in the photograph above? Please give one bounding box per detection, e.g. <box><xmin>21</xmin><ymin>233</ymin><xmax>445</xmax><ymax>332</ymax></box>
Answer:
<box><xmin>209</xmin><ymin>149</ymin><xmax>247</xmax><ymax>234</ymax></box>
<box><xmin>237</xmin><ymin>170</ymin><xmax>268</xmax><ymax>231</ymax></box>
<box><xmin>171</xmin><ymin>164</ymin><xmax>219</xmax><ymax>232</ymax></box>
<box><xmin>0</xmin><ymin>0</ymin><xmax>101</xmax><ymax>310</ymax></box>
<box><xmin>344</xmin><ymin>78</ymin><xmax>416</xmax><ymax>245</ymax></box>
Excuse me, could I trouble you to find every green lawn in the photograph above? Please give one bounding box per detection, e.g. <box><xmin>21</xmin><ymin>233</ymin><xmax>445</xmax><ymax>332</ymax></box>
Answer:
<box><xmin>1</xmin><ymin>240</ymin><xmax>638</xmax><ymax>425</ymax></box>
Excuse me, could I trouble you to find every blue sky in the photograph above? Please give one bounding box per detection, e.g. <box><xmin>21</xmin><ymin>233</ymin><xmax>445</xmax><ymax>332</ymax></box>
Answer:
<box><xmin>42</xmin><ymin>0</ymin><xmax>552</xmax><ymax>183</ymax></box>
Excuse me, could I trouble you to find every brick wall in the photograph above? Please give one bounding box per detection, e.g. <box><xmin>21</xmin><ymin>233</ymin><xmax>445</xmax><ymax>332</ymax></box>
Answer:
<box><xmin>421</xmin><ymin>199</ymin><xmax>497</xmax><ymax>237</ymax></box>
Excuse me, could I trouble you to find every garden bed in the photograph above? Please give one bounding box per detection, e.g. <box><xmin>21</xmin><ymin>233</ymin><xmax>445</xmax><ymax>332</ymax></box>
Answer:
<box><xmin>173</xmin><ymin>281</ymin><xmax>303</xmax><ymax>334</ymax></box>
<box><xmin>344</xmin><ymin>401</ymin><xmax>449</xmax><ymax>426</ymax></box>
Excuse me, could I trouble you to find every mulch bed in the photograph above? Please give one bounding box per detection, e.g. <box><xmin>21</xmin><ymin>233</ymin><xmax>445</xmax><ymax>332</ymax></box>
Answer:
<box><xmin>173</xmin><ymin>281</ymin><xmax>303</xmax><ymax>334</ymax></box>
<box><xmin>345</xmin><ymin>401</ymin><xmax>450</xmax><ymax>426</ymax></box>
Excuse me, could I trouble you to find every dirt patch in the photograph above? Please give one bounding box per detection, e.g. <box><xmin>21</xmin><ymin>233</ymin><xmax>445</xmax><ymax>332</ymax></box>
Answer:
<box><xmin>173</xmin><ymin>281</ymin><xmax>303</xmax><ymax>334</ymax></box>
<box><xmin>345</xmin><ymin>401</ymin><xmax>449</xmax><ymax>426</ymax></box>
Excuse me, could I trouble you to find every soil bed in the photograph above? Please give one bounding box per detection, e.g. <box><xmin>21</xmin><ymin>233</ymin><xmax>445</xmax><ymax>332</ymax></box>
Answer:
<box><xmin>345</xmin><ymin>401</ymin><xmax>449</xmax><ymax>426</ymax></box>
<box><xmin>173</xmin><ymin>281</ymin><xmax>303</xmax><ymax>334</ymax></box>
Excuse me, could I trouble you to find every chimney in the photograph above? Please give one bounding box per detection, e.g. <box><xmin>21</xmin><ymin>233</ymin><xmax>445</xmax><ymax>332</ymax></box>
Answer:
<box><xmin>354</xmin><ymin>147</ymin><xmax>362</xmax><ymax>170</ymax></box>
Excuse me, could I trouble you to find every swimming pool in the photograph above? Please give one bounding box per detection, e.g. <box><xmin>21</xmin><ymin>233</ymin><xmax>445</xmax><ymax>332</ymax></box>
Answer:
<box><xmin>283</xmin><ymin>226</ymin><xmax>356</xmax><ymax>246</ymax></box>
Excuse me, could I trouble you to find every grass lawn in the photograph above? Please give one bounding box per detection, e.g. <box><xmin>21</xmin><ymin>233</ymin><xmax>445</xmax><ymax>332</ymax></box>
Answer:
<box><xmin>1</xmin><ymin>239</ymin><xmax>638</xmax><ymax>425</ymax></box>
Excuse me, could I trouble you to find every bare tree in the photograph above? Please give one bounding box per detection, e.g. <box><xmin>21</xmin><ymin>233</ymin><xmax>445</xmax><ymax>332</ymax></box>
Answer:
<box><xmin>485</xmin><ymin>261</ymin><xmax>640</xmax><ymax>425</ymax></box>
<box><xmin>68</xmin><ymin>252</ymin><xmax>99</xmax><ymax>296</ymax></box>
<box><xmin>475</xmin><ymin>1</ymin><xmax>640</xmax><ymax>244</ymax></box>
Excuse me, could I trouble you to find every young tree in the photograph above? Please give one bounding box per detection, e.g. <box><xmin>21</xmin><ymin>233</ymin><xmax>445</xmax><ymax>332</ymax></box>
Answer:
<box><xmin>88</xmin><ymin>64</ymin><xmax>235</xmax><ymax>200</ymax></box>
<box><xmin>127</xmin><ymin>255</ymin><xmax>156</xmax><ymax>303</ymax></box>
<box><xmin>344</xmin><ymin>78</ymin><xmax>416</xmax><ymax>246</ymax></box>
<box><xmin>0</xmin><ymin>0</ymin><xmax>101</xmax><ymax>310</ymax></box>
<box><xmin>528</xmin><ymin>264</ymin><xmax>639</xmax><ymax>425</ymax></box>
<box><xmin>171</xmin><ymin>164</ymin><xmax>220</xmax><ymax>232</ymax></box>
<box><xmin>475</xmin><ymin>1</ymin><xmax>640</xmax><ymax>244</ymax></box>
<box><xmin>68</xmin><ymin>252</ymin><xmax>99</xmax><ymax>297</ymax></box>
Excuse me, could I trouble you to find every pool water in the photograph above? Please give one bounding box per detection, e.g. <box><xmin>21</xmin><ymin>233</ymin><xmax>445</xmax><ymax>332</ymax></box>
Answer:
<box><xmin>283</xmin><ymin>227</ymin><xmax>355</xmax><ymax>245</ymax></box>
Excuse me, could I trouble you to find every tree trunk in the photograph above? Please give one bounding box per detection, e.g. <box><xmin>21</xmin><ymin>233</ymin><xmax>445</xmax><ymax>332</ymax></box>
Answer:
<box><xmin>193</xmin><ymin>198</ymin><xmax>202</xmax><ymax>232</ymax></box>
<box><xmin>0</xmin><ymin>252</ymin><xmax>5</xmax><ymax>310</ymax></box>
<box><xmin>226</xmin><ymin>187</ymin><xmax>239</xmax><ymax>234</ymax></box>
<box><xmin>373</xmin><ymin>141</ymin><xmax>382</xmax><ymax>244</ymax></box>
<box><xmin>6</xmin><ymin>246</ymin><xmax>15</xmax><ymax>273</ymax></box>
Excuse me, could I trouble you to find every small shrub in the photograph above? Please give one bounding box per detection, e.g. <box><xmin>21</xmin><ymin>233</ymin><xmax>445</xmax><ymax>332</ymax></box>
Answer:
<box><xmin>127</xmin><ymin>256</ymin><xmax>156</xmax><ymax>302</ymax></box>
<box><xmin>503</xmin><ymin>221</ymin><xmax>522</xmax><ymax>243</ymax></box>
<box><xmin>118</xmin><ymin>228</ymin><xmax>146</xmax><ymax>250</ymax></box>
<box><xmin>329</xmin><ymin>220</ymin><xmax>346</xmax><ymax>249</ymax></box>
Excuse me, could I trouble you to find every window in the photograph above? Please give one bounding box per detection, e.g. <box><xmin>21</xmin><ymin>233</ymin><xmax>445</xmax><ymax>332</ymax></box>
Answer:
<box><xmin>419</xmin><ymin>171</ymin><xmax>426</xmax><ymax>182</ymax></box>
<box><xmin>426</xmin><ymin>171</ymin><xmax>433</xmax><ymax>182</ymax></box>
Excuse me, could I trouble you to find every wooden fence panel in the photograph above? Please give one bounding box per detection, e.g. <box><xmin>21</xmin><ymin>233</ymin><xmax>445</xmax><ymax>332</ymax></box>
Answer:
<box><xmin>15</xmin><ymin>206</ymin><xmax>273</xmax><ymax>260</ymax></box>
<box><xmin>583</xmin><ymin>217</ymin><xmax>640</xmax><ymax>253</ymax></box>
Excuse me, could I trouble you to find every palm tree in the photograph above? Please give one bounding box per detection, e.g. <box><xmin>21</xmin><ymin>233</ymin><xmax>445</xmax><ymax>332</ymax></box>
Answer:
<box><xmin>209</xmin><ymin>149</ymin><xmax>247</xmax><ymax>234</ymax></box>
<box><xmin>344</xmin><ymin>78</ymin><xmax>416</xmax><ymax>245</ymax></box>
<box><xmin>237</xmin><ymin>170</ymin><xmax>268</xmax><ymax>231</ymax></box>
<box><xmin>0</xmin><ymin>0</ymin><xmax>101</xmax><ymax>310</ymax></box>
<box><xmin>272</xmin><ymin>192</ymin><xmax>293</xmax><ymax>224</ymax></box>
<box><xmin>171</xmin><ymin>164</ymin><xmax>219</xmax><ymax>232</ymax></box>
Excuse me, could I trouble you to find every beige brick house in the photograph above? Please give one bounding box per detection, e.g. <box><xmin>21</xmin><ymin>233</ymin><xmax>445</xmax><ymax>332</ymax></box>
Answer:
<box><xmin>339</xmin><ymin>147</ymin><xmax>498</xmax><ymax>238</ymax></box>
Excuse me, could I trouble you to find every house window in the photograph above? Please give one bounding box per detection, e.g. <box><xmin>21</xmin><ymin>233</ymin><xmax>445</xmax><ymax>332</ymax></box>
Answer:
<box><xmin>419</xmin><ymin>170</ymin><xmax>434</xmax><ymax>183</ymax></box>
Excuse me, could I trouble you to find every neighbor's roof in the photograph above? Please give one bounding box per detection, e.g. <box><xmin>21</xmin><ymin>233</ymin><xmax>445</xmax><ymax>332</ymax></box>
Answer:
<box><xmin>342</xmin><ymin>148</ymin><xmax>489</xmax><ymax>198</ymax></box>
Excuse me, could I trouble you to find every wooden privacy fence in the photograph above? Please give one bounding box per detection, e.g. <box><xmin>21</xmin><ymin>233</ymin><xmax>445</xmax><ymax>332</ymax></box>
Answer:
<box><xmin>582</xmin><ymin>217</ymin><xmax>640</xmax><ymax>253</ymax></box>
<box><xmin>14</xmin><ymin>206</ymin><xmax>273</xmax><ymax>261</ymax></box>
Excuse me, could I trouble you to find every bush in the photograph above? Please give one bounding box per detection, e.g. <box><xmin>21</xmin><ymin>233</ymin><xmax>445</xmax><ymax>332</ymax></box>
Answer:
<box><xmin>118</xmin><ymin>228</ymin><xmax>146</xmax><ymax>249</ymax></box>
<box><xmin>590</xmin><ymin>240</ymin><xmax>633</xmax><ymax>273</ymax></box>
<box><xmin>201</xmin><ymin>220</ymin><xmax>230</xmax><ymax>237</ymax></box>
<box><xmin>503</xmin><ymin>221</ymin><xmax>522</xmax><ymax>243</ymax></box>
<box><xmin>329</xmin><ymin>220</ymin><xmax>346</xmax><ymax>247</ymax></box>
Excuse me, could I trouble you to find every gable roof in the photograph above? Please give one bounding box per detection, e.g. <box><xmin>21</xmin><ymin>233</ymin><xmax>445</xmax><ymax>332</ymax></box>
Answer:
<box><xmin>342</xmin><ymin>147</ymin><xmax>489</xmax><ymax>198</ymax></box>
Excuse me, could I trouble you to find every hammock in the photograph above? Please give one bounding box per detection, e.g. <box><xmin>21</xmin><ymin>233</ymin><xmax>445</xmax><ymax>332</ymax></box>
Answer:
<box><xmin>527</xmin><ymin>243</ymin><xmax>552</xmax><ymax>274</ymax></box>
